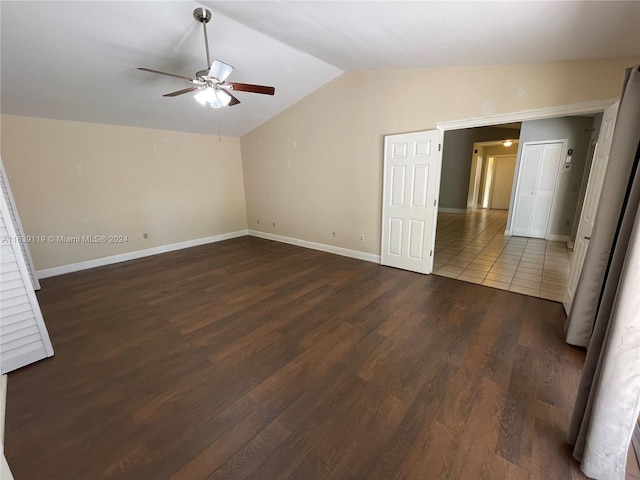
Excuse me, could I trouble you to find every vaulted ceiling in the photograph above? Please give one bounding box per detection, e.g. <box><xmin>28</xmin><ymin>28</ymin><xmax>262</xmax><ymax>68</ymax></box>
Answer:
<box><xmin>1</xmin><ymin>1</ymin><xmax>638</xmax><ymax>137</ymax></box>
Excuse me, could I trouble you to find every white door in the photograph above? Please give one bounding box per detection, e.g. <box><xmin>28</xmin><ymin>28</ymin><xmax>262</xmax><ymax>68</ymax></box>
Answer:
<box><xmin>381</xmin><ymin>130</ymin><xmax>442</xmax><ymax>274</ymax></box>
<box><xmin>563</xmin><ymin>102</ymin><xmax>618</xmax><ymax>313</ymax></box>
<box><xmin>512</xmin><ymin>142</ymin><xmax>564</xmax><ymax>238</ymax></box>
<box><xmin>490</xmin><ymin>155</ymin><xmax>516</xmax><ymax>210</ymax></box>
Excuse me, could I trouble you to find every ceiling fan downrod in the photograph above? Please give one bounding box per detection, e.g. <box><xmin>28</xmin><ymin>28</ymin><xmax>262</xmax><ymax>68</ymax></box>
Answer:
<box><xmin>193</xmin><ymin>8</ymin><xmax>212</xmax><ymax>70</ymax></box>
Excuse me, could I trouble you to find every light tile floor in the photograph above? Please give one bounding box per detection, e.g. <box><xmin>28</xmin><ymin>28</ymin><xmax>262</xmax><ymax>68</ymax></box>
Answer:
<box><xmin>434</xmin><ymin>210</ymin><xmax>571</xmax><ymax>302</ymax></box>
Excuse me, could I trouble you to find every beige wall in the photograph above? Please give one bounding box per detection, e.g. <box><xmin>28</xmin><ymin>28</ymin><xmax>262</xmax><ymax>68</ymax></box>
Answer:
<box><xmin>1</xmin><ymin>115</ymin><xmax>247</xmax><ymax>270</ymax></box>
<box><xmin>241</xmin><ymin>58</ymin><xmax>637</xmax><ymax>254</ymax></box>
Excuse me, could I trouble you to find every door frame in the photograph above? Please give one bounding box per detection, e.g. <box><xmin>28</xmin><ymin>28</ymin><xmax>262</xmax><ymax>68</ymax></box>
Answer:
<box><xmin>380</xmin><ymin>98</ymin><xmax>616</xmax><ymax>268</ymax></box>
<box><xmin>510</xmin><ymin>139</ymin><xmax>567</xmax><ymax>239</ymax></box>
<box><xmin>564</xmin><ymin>101</ymin><xmax>619</xmax><ymax>312</ymax></box>
<box><xmin>467</xmin><ymin>150</ymin><xmax>483</xmax><ymax>209</ymax></box>
<box><xmin>434</xmin><ymin>98</ymin><xmax>616</xmax><ymax>131</ymax></box>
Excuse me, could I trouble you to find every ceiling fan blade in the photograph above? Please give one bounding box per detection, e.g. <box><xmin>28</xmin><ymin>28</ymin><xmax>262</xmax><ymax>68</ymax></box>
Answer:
<box><xmin>228</xmin><ymin>82</ymin><xmax>275</xmax><ymax>95</ymax></box>
<box><xmin>138</xmin><ymin>67</ymin><xmax>194</xmax><ymax>82</ymax></box>
<box><xmin>163</xmin><ymin>86</ymin><xmax>199</xmax><ymax>97</ymax></box>
<box><xmin>227</xmin><ymin>92</ymin><xmax>241</xmax><ymax>106</ymax></box>
<box><xmin>208</xmin><ymin>60</ymin><xmax>234</xmax><ymax>81</ymax></box>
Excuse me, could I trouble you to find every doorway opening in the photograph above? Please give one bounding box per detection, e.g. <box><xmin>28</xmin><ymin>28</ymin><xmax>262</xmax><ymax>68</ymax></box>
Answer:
<box><xmin>467</xmin><ymin>139</ymin><xmax>519</xmax><ymax>211</ymax></box>
<box><xmin>432</xmin><ymin>112</ymin><xmax>605</xmax><ymax>301</ymax></box>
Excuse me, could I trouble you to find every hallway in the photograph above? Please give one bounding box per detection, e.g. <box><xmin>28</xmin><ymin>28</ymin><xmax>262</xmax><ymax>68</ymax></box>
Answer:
<box><xmin>433</xmin><ymin>210</ymin><xmax>570</xmax><ymax>302</ymax></box>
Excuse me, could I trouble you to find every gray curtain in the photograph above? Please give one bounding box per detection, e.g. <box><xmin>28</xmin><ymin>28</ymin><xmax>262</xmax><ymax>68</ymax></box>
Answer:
<box><xmin>567</xmin><ymin>65</ymin><xmax>640</xmax><ymax>480</ymax></box>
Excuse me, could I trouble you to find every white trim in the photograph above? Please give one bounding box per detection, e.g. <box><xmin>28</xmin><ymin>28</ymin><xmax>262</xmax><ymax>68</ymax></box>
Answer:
<box><xmin>430</xmin><ymin>132</ymin><xmax>444</xmax><ymax>274</ymax></box>
<box><xmin>438</xmin><ymin>207</ymin><xmax>467</xmax><ymax>213</ymax></box>
<box><xmin>249</xmin><ymin>230</ymin><xmax>380</xmax><ymax>264</ymax></box>
<box><xmin>435</xmin><ymin>98</ymin><xmax>617</xmax><ymax>131</ymax></box>
<box><xmin>547</xmin><ymin>234</ymin><xmax>570</xmax><ymax>242</ymax></box>
<box><xmin>36</xmin><ymin>230</ymin><xmax>248</xmax><ymax>279</ymax></box>
<box><xmin>502</xmin><ymin>230</ymin><xmax>568</xmax><ymax>242</ymax></box>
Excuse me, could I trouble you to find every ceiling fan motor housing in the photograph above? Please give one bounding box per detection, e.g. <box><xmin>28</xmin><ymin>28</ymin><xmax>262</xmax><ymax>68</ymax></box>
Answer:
<box><xmin>193</xmin><ymin>8</ymin><xmax>211</xmax><ymax>24</ymax></box>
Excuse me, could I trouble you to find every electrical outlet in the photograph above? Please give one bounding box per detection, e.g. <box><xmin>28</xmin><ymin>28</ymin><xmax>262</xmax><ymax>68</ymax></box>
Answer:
<box><xmin>359</xmin><ymin>235</ymin><xmax>364</xmax><ymax>242</ymax></box>
<box><xmin>142</xmin><ymin>233</ymin><xmax>148</xmax><ymax>239</ymax></box>
<box><xmin>256</xmin><ymin>219</ymin><xmax>260</xmax><ymax>225</ymax></box>
<box><xmin>272</xmin><ymin>221</ymin><xmax>276</xmax><ymax>228</ymax></box>
<box><xmin>332</xmin><ymin>231</ymin><xmax>336</xmax><ymax>237</ymax></box>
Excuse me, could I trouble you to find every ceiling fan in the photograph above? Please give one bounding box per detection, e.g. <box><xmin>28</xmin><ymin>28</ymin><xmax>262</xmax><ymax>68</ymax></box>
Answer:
<box><xmin>138</xmin><ymin>7</ymin><xmax>275</xmax><ymax>109</ymax></box>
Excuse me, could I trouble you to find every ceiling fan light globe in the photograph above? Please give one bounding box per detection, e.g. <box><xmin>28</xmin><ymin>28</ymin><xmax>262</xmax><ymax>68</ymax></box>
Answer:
<box><xmin>207</xmin><ymin>89</ymin><xmax>232</xmax><ymax>109</ymax></box>
<box><xmin>217</xmin><ymin>89</ymin><xmax>232</xmax><ymax>107</ymax></box>
<box><xmin>194</xmin><ymin>87</ymin><xmax>232</xmax><ymax>108</ymax></box>
<box><xmin>194</xmin><ymin>87</ymin><xmax>222</xmax><ymax>107</ymax></box>
<box><xmin>194</xmin><ymin>88</ymin><xmax>212</xmax><ymax>106</ymax></box>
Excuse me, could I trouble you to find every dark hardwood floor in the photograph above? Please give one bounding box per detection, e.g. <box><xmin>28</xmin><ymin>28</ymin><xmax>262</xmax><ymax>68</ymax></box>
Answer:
<box><xmin>4</xmin><ymin>236</ymin><xmax>594</xmax><ymax>479</ymax></box>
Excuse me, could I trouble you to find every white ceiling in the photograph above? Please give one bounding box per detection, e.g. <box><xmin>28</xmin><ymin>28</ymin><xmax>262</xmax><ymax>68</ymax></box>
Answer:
<box><xmin>210</xmin><ymin>1</ymin><xmax>640</xmax><ymax>70</ymax></box>
<box><xmin>1</xmin><ymin>1</ymin><xmax>638</xmax><ymax>137</ymax></box>
<box><xmin>0</xmin><ymin>1</ymin><xmax>342</xmax><ymax>137</ymax></box>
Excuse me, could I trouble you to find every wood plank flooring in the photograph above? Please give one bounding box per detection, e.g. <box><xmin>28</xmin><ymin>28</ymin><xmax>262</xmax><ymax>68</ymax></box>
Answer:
<box><xmin>4</xmin><ymin>236</ymin><xmax>593</xmax><ymax>479</ymax></box>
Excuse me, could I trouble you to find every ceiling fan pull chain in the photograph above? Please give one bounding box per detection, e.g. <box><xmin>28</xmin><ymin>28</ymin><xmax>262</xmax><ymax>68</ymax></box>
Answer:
<box><xmin>217</xmin><ymin>111</ymin><xmax>221</xmax><ymax>141</ymax></box>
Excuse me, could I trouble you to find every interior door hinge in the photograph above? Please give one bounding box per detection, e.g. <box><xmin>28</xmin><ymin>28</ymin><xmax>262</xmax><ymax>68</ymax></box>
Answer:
<box><xmin>438</xmin><ymin>144</ymin><xmax>441</xmax><ymax>152</ymax></box>
<box><xmin>430</xmin><ymin>250</ymin><xmax>433</xmax><ymax>257</ymax></box>
<box><xmin>433</xmin><ymin>200</ymin><xmax>436</xmax><ymax>207</ymax></box>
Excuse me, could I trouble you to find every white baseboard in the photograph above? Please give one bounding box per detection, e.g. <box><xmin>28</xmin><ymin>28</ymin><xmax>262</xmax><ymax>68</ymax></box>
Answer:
<box><xmin>248</xmin><ymin>230</ymin><xmax>380</xmax><ymax>264</ymax></box>
<box><xmin>438</xmin><ymin>207</ymin><xmax>467</xmax><ymax>214</ymax></box>
<box><xmin>547</xmin><ymin>234</ymin><xmax>569</xmax><ymax>242</ymax></box>
<box><xmin>504</xmin><ymin>230</ymin><xmax>569</xmax><ymax>242</ymax></box>
<box><xmin>504</xmin><ymin>230</ymin><xmax>569</xmax><ymax>243</ymax></box>
<box><xmin>36</xmin><ymin>230</ymin><xmax>249</xmax><ymax>279</ymax></box>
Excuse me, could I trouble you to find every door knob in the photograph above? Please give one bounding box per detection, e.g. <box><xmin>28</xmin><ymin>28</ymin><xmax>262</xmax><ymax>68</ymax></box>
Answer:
<box><xmin>584</xmin><ymin>236</ymin><xmax>591</xmax><ymax>240</ymax></box>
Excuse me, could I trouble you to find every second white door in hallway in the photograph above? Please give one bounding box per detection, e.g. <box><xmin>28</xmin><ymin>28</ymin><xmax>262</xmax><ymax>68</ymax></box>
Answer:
<box><xmin>489</xmin><ymin>155</ymin><xmax>516</xmax><ymax>210</ymax></box>
<box><xmin>512</xmin><ymin>141</ymin><xmax>564</xmax><ymax>239</ymax></box>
